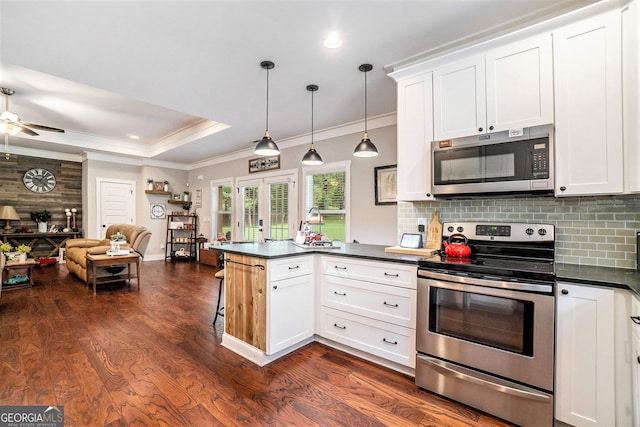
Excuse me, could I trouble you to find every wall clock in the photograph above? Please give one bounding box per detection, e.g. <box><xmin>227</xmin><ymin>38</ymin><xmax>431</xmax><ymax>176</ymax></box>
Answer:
<box><xmin>23</xmin><ymin>168</ymin><xmax>57</xmax><ymax>193</ymax></box>
<box><xmin>150</xmin><ymin>203</ymin><xmax>166</xmax><ymax>219</ymax></box>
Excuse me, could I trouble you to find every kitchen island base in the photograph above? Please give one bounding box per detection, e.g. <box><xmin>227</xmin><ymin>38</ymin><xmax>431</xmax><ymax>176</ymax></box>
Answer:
<box><xmin>222</xmin><ymin>333</ymin><xmax>315</xmax><ymax>367</ymax></box>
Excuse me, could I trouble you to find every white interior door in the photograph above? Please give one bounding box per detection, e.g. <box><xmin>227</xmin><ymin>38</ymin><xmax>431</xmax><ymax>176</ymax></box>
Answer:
<box><xmin>236</xmin><ymin>171</ymin><xmax>297</xmax><ymax>242</ymax></box>
<box><xmin>96</xmin><ymin>178</ymin><xmax>136</xmax><ymax>238</ymax></box>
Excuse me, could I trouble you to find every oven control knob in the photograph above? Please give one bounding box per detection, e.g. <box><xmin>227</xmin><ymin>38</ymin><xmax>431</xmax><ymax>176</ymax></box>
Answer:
<box><xmin>447</xmin><ymin>226</ymin><xmax>454</xmax><ymax>233</ymax></box>
<box><xmin>538</xmin><ymin>229</ymin><xmax>547</xmax><ymax>236</ymax></box>
<box><xmin>526</xmin><ymin>228</ymin><xmax>534</xmax><ymax>236</ymax></box>
<box><xmin>457</xmin><ymin>226</ymin><xmax>464</xmax><ymax>232</ymax></box>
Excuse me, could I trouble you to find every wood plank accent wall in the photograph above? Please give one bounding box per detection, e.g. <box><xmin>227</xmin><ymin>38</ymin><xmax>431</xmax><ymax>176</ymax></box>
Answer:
<box><xmin>224</xmin><ymin>254</ymin><xmax>267</xmax><ymax>351</ymax></box>
<box><xmin>0</xmin><ymin>154</ymin><xmax>82</xmax><ymax>233</ymax></box>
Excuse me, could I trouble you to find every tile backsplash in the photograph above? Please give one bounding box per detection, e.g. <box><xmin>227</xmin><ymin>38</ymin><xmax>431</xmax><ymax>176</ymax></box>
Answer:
<box><xmin>398</xmin><ymin>195</ymin><xmax>640</xmax><ymax>269</ymax></box>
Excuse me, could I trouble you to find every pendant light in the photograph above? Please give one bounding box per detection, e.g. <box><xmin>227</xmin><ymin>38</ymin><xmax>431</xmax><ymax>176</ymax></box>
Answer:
<box><xmin>254</xmin><ymin>60</ymin><xmax>280</xmax><ymax>156</ymax></box>
<box><xmin>301</xmin><ymin>84</ymin><xmax>323</xmax><ymax>165</ymax></box>
<box><xmin>353</xmin><ymin>63</ymin><xmax>379</xmax><ymax>157</ymax></box>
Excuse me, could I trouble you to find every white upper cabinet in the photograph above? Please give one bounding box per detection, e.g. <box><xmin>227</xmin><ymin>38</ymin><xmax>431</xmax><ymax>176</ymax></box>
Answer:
<box><xmin>485</xmin><ymin>36</ymin><xmax>554</xmax><ymax>132</ymax></box>
<box><xmin>433</xmin><ymin>34</ymin><xmax>553</xmax><ymax>140</ymax></box>
<box><xmin>554</xmin><ymin>11</ymin><xmax>624</xmax><ymax>196</ymax></box>
<box><xmin>396</xmin><ymin>72</ymin><xmax>436</xmax><ymax>201</ymax></box>
<box><xmin>433</xmin><ymin>56</ymin><xmax>486</xmax><ymax>140</ymax></box>
<box><xmin>623</xmin><ymin>0</ymin><xmax>640</xmax><ymax>193</ymax></box>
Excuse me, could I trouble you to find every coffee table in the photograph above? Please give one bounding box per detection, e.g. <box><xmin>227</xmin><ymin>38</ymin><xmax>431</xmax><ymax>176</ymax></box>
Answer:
<box><xmin>85</xmin><ymin>252</ymin><xmax>141</xmax><ymax>295</ymax></box>
<box><xmin>2</xmin><ymin>258</ymin><xmax>38</xmax><ymax>290</ymax></box>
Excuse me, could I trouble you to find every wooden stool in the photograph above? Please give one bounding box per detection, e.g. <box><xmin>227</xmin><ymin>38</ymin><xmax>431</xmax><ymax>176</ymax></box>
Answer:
<box><xmin>213</xmin><ymin>269</ymin><xmax>225</xmax><ymax>324</ymax></box>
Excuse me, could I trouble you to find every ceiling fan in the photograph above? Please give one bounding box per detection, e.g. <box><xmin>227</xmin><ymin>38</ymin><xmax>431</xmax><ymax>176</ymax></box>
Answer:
<box><xmin>0</xmin><ymin>87</ymin><xmax>65</xmax><ymax>137</ymax></box>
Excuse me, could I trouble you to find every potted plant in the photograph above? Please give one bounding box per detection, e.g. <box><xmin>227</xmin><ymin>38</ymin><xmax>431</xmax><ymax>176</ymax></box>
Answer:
<box><xmin>163</xmin><ymin>180</ymin><xmax>169</xmax><ymax>192</ymax></box>
<box><xmin>1</xmin><ymin>242</ymin><xmax>13</xmax><ymax>264</ymax></box>
<box><xmin>147</xmin><ymin>178</ymin><xmax>154</xmax><ymax>190</ymax></box>
<box><xmin>17</xmin><ymin>244</ymin><xmax>31</xmax><ymax>262</ymax></box>
<box><xmin>182</xmin><ymin>201</ymin><xmax>192</xmax><ymax>215</ymax></box>
<box><xmin>30</xmin><ymin>210</ymin><xmax>52</xmax><ymax>233</ymax></box>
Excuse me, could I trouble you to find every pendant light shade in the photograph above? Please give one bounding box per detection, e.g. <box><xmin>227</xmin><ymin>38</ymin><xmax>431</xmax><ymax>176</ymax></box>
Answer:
<box><xmin>301</xmin><ymin>84</ymin><xmax>323</xmax><ymax>166</ymax></box>
<box><xmin>255</xmin><ymin>60</ymin><xmax>280</xmax><ymax>156</ymax></box>
<box><xmin>354</xmin><ymin>63</ymin><xmax>378</xmax><ymax>158</ymax></box>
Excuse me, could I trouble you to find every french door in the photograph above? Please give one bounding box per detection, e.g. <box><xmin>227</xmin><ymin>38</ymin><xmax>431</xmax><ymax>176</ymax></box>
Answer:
<box><xmin>235</xmin><ymin>171</ymin><xmax>297</xmax><ymax>242</ymax></box>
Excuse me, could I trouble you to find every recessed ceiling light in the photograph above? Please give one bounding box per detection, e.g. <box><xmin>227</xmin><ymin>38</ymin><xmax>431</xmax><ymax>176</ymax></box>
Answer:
<box><xmin>323</xmin><ymin>32</ymin><xmax>343</xmax><ymax>49</ymax></box>
<box><xmin>128</xmin><ymin>134</ymin><xmax>140</xmax><ymax>140</ymax></box>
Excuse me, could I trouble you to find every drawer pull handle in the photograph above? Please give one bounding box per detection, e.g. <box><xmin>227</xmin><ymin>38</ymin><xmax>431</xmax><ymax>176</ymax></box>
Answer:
<box><xmin>334</xmin><ymin>291</ymin><xmax>347</xmax><ymax>296</ymax></box>
<box><xmin>383</xmin><ymin>301</ymin><xmax>398</xmax><ymax>308</ymax></box>
<box><xmin>288</xmin><ymin>265</ymin><xmax>300</xmax><ymax>270</ymax></box>
<box><xmin>333</xmin><ymin>323</ymin><xmax>346</xmax><ymax>330</ymax></box>
<box><xmin>334</xmin><ymin>266</ymin><xmax>347</xmax><ymax>270</ymax></box>
<box><xmin>631</xmin><ymin>316</ymin><xmax>640</xmax><ymax>325</ymax></box>
<box><xmin>384</xmin><ymin>272</ymin><xmax>399</xmax><ymax>277</ymax></box>
<box><xmin>383</xmin><ymin>338</ymin><xmax>398</xmax><ymax>345</ymax></box>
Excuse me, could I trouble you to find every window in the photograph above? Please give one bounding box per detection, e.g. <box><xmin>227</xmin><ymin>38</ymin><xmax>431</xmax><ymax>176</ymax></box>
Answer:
<box><xmin>303</xmin><ymin>161</ymin><xmax>350</xmax><ymax>242</ymax></box>
<box><xmin>212</xmin><ymin>180</ymin><xmax>232</xmax><ymax>241</ymax></box>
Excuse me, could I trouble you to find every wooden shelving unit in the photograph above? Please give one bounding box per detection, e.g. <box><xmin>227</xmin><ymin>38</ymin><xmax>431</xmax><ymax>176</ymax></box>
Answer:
<box><xmin>165</xmin><ymin>214</ymin><xmax>198</xmax><ymax>262</ymax></box>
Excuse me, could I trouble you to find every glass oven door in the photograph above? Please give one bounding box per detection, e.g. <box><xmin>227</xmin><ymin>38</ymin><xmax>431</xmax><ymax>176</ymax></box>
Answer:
<box><xmin>416</xmin><ymin>274</ymin><xmax>554</xmax><ymax>391</ymax></box>
<box><xmin>429</xmin><ymin>287</ymin><xmax>534</xmax><ymax>356</ymax></box>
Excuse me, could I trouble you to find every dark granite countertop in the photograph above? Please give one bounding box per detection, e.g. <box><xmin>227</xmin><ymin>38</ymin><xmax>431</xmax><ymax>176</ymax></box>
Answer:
<box><xmin>216</xmin><ymin>241</ymin><xmax>640</xmax><ymax>297</ymax></box>
<box><xmin>216</xmin><ymin>241</ymin><xmax>424</xmax><ymax>265</ymax></box>
<box><xmin>556</xmin><ymin>263</ymin><xmax>640</xmax><ymax>297</ymax></box>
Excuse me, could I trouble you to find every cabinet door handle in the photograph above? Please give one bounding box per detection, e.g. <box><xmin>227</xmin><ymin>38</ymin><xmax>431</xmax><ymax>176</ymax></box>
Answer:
<box><xmin>288</xmin><ymin>265</ymin><xmax>300</xmax><ymax>270</ymax></box>
<box><xmin>478</xmin><ymin>127</ymin><xmax>483</xmax><ymax>132</ymax></box>
<box><xmin>384</xmin><ymin>272</ymin><xmax>399</xmax><ymax>277</ymax></box>
<box><xmin>334</xmin><ymin>266</ymin><xmax>347</xmax><ymax>270</ymax></box>
<box><xmin>561</xmin><ymin>289</ymin><xmax>569</xmax><ymax>295</ymax></box>
<box><xmin>333</xmin><ymin>323</ymin><xmax>346</xmax><ymax>330</ymax></box>
<box><xmin>489</xmin><ymin>125</ymin><xmax>494</xmax><ymax>131</ymax></box>
<box><xmin>334</xmin><ymin>291</ymin><xmax>347</xmax><ymax>296</ymax></box>
<box><xmin>631</xmin><ymin>316</ymin><xmax>640</xmax><ymax>324</ymax></box>
<box><xmin>560</xmin><ymin>186</ymin><xmax>567</xmax><ymax>192</ymax></box>
<box><xmin>273</xmin><ymin>285</ymin><xmax>278</xmax><ymax>290</ymax></box>
<box><xmin>383</xmin><ymin>338</ymin><xmax>398</xmax><ymax>345</ymax></box>
<box><xmin>383</xmin><ymin>301</ymin><xmax>399</xmax><ymax>308</ymax></box>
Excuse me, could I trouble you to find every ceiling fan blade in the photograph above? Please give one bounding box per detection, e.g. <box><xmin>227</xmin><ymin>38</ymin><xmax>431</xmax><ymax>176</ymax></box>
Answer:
<box><xmin>18</xmin><ymin>125</ymin><xmax>39</xmax><ymax>136</ymax></box>
<box><xmin>22</xmin><ymin>123</ymin><xmax>65</xmax><ymax>133</ymax></box>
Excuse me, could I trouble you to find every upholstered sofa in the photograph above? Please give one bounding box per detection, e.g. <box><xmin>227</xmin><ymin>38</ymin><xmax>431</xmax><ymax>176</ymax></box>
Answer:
<box><xmin>65</xmin><ymin>224</ymin><xmax>152</xmax><ymax>283</ymax></box>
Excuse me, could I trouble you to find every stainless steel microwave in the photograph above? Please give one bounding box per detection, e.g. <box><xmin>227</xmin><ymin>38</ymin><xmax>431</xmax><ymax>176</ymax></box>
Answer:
<box><xmin>431</xmin><ymin>124</ymin><xmax>554</xmax><ymax>196</ymax></box>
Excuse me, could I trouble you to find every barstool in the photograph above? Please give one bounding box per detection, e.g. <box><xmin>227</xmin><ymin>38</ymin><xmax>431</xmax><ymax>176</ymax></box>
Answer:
<box><xmin>213</xmin><ymin>269</ymin><xmax>225</xmax><ymax>324</ymax></box>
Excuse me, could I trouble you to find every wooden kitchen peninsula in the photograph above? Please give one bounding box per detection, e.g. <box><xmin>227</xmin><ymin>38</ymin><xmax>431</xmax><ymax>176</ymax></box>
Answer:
<box><xmin>218</xmin><ymin>241</ymin><xmax>420</xmax><ymax>372</ymax></box>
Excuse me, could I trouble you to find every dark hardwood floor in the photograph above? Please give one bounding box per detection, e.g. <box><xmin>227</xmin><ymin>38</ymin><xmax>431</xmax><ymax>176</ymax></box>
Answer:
<box><xmin>0</xmin><ymin>260</ymin><xmax>512</xmax><ymax>426</ymax></box>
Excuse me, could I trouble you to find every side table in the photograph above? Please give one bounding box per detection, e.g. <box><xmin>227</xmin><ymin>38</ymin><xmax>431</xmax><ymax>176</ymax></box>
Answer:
<box><xmin>86</xmin><ymin>253</ymin><xmax>141</xmax><ymax>296</ymax></box>
<box><xmin>2</xmin><ymin>259</ymin><xmax>38</xmax><ymax>291</ymax></box>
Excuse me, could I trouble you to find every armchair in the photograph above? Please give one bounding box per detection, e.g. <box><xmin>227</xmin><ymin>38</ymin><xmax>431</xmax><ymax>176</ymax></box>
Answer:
<box><xmin>65</xmin><ymin>224</ymin><xmax>151</xmax><ymax>283</ymax></box>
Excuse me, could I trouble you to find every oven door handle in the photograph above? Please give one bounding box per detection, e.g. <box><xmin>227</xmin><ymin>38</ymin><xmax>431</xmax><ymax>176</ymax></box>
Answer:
<box><xmin>421</xmin><ymin>356</ymin><xmax>551</xmax><ymax>403</ymax></box>
<box><xmin>418</xmin><ymin>269</ymin><xmax>553</xmax><ymax>294</ymax></box>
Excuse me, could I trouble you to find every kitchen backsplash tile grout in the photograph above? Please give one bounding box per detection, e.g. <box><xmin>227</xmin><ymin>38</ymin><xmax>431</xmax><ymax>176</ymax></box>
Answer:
<box><xmin>398</xmin><ymin>195</ymin><xmax>640</xmax><ymax>269</ymax></box>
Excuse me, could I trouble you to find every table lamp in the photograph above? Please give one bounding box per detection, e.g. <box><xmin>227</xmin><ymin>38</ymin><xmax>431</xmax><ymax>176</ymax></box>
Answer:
<box><xmin>0</xmin><ymin>205</ymin><xmax>20</xmax><ymax>233</ymax></box>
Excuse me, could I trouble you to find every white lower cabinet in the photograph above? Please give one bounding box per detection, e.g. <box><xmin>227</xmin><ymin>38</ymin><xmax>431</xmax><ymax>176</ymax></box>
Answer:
<box><xmin>267</xmin><ymin>256</ymin><xmax>315</xmax><ymax>355</ymax></box>
<box><xmin>319</xmin><ymin>256</ymin><xmax>417</xmax><ymax>369</ymax></box>
<box><xmin>556</xmin><ymin>282</ymin><xmax>615</xmax><ymax>426</ymax></box>
<box><xmin>631</xmin><ymin>295</ymin><xmax>640</xmax><ymax>427</ymax></box>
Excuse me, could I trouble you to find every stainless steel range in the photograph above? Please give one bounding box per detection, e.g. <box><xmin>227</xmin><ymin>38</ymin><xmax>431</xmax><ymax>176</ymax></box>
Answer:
<box><xmin>416</xmin><ymin>222</ymin><xmax>555</xmax><ymax>427</ymax></box>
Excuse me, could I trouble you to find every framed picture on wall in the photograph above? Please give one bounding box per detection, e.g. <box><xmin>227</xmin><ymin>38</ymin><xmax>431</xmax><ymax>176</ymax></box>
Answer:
<box><xmin>153</xmin><ymin>181</ymin><xmax>165</xmax><ymax>191</ymax></box>
<box><xmin>374</xmin><ymin>164</ymin><xmax>397</xmax><ymax>205</ymax></box>
<box><xmin>249</xmin><ymin>155</ymin><xmax>280</xmax><ymax>173</ymax></box>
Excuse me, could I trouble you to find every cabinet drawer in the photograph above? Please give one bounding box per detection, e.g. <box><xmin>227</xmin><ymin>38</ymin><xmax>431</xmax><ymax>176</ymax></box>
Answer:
<box><xmin>269</xmin><ymin>256</ymin><xmax>313</xmax><ymax>282</ymax></box>
<box><xmin>321</xmin><ymin>256</ymin><xmax>416</xmax><ymax>289</ymax></box>
<box><xmin>321</xmin><ymin>275</ymin><xmax>416</xmax><ymax>328</ymax></box>
<box><xmin>320</xmin><ymin>307</ymin><xmax>416</xmax><ymax>368</ymax></box>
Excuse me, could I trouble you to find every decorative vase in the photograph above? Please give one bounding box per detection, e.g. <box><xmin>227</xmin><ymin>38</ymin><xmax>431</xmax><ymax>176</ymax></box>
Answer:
<box><xmin>38</xmin><ymin>222</ymin><xmax>48</xmax><ymax>233</ymax></box>
<box><xmin>148</xmin><ymin>183</ymin><xmax>154</xmax><ymax>190</ymax></box>
<box><xmin>164</xmin><ymin>184</ymin><xmax>169</xmax><ymax>192</ymax></box>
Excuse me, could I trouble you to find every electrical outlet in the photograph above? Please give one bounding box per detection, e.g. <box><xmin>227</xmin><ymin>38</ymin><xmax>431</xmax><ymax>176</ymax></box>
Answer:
<box><xmin>417</xmin><ymin>217</ymin><xmax>427</xmax><ymax>226</ymax></box>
